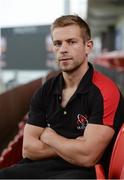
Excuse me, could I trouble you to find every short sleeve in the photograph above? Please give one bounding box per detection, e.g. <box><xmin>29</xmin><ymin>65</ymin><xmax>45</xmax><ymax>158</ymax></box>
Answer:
<box><xmin>89</xmin><ymin>71</ymin><xmax>121</xmax><ymax>127</ymax></box>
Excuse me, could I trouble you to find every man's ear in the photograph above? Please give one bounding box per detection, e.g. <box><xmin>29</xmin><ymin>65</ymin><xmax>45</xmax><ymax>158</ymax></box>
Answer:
<box><xmin>85</xmin><ymin>40</ymin><xmax>93</xmax><ymax>55</ymax></box>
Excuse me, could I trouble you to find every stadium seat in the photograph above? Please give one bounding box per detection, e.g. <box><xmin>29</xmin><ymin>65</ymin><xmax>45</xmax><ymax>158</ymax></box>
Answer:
<box><xmin>95</xmin><ymin>164</ymin><xmax>105</xmax><ymax>179</ymax></box>
<box><xmin>95</xmin><ymin>123</ymin><xmax>124</xmax><ymax>179</ymax></box>
<box><xmin>0</xmin><ymin>118</ymin><xmax>25</xmax><ymax>169</ymax></box>
<box><xmin>120</xmin><ymin>166</ymin><xmax>124</xmax><ymax>179</ymax></box>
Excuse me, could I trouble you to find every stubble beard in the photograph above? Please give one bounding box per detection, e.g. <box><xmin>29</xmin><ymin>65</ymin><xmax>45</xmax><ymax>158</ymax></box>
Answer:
<box><xmin>60</xmin><ymin>60</ymin><xmax>84</xmax><ymax>74</ymax></box>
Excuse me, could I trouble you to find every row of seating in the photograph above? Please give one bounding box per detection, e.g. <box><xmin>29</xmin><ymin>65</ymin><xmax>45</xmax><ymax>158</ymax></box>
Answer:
<box><xmin>0</xmin><ymin>71</ymin><xmax>58</xmax><ymax>169</ymax></box>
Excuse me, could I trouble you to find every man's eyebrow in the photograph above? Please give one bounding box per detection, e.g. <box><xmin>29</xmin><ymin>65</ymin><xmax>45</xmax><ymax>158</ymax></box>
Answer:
<box><xmin>52</xmin><ymin>40</ymin><xmax>61</xmax><ymax>44</ymax></box>
<box><xmin>53</xmin><ymin>38</ymin><xmax>78</xmax><ymax>42</ymax></box>
<box><xmin>67</xmin><ymin>38</ymin><xmax>78</xmax><ymax>41</ymax></box>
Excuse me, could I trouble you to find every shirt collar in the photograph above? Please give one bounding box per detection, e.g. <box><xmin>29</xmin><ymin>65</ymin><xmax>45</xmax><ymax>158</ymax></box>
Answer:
<box><xmin>76</xmin><ymin>62</ymin><xmax>94</xmax><ymax>94</ymax></box>
<box><xmin>53</xmin><ymin>62</ymin><xmax>94</xmax><ymax>95</ymax></box>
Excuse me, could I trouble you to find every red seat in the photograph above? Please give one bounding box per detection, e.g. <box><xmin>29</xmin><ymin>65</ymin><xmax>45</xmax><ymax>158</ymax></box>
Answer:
<box><xmin>120</xmin><ymin>166</ymin><xmax>124</xmax><ymax>179</ymax></box>
<box><xmin>0</xmin><ymin>147</ymin><xmax>12</xmax><ymax>168</ymax></box>
<box><xmin>0</xmin><ymin>133</ymin><xmax>23</xmax><ymax>169</ymax></box>
<box><xmin>95</xmin><ymin>164</ymin><xmax>105</xmax><ymax>179</ymax></box>
<box><xmin>0</xmin><ymin>118</ymin><xmax>25</xmax><ymax>169</ymax></box>
<box><xmin>95</xmin><ymin>123</ymin><xmax>124</xmax><ymax>179</ymax></box>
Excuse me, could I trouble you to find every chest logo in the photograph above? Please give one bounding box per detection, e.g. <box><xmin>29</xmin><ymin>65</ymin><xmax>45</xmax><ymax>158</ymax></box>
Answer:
<box><xmin>77</xmin><ymin>114</ymin><xmax>88</xmax><ymax>130</ymax></box>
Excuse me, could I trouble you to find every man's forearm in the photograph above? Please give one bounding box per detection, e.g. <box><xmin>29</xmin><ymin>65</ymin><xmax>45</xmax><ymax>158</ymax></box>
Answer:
<box><xmin>44</xmin><ymin>133</ymin><xmax>79</xmax><ymax>165</ymax></box>
<box><xmin>41</xmin><ymin>128</ymin><xmax>85</xmax><ymax>166</ymax></box>
<box><xmin>41</xmin><ymin>125</ymin><xmax>114</xmax><ymax>167</ymax></box>
<box><xmin>22</xmin><ymin>137</ymin><xmax>58</xmax><ymax>160</ymax></box>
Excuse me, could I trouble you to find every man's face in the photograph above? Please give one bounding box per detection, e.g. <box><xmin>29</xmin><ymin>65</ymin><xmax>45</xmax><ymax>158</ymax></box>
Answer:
<box><xmin>52</xmin><ymin>25</ymin><xmax>91</xmax><ymax>73</ymax></box>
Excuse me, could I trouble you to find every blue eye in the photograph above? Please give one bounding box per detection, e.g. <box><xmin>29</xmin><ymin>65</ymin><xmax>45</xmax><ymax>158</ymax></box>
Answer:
<box><xmin>54</xmin><ymin>41</ymin><xmax>61</xmax><ymax>47</ymax></box>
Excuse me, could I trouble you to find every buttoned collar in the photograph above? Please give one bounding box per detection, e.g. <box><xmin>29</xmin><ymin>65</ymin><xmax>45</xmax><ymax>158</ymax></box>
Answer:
<box><xmin>53</xmin><ymin>62</ymin><xmax>94</xmax><ymax>96</ymax></box>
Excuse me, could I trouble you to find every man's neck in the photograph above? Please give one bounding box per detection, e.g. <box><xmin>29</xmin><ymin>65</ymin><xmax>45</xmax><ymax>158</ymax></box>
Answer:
<box><xmin>62</xmin><ymin>63</ymin><xmax>89</xmax><ymax>89</ymax></box>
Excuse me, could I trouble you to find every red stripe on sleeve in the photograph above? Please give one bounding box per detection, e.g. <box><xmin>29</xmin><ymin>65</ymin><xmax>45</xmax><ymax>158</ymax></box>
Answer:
<box><xmin>92</xmin><ymin>71</ymin><xmax>120</xmax><ymax>126</ymax></box>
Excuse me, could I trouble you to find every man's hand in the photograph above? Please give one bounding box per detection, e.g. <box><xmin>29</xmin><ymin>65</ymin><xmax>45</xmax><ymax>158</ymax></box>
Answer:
<box><xmin>40</xmin><ymin>127</ymin><xmax>57</xmax><ymax>144</ymax></box>
<box><xmin>23</xmin><ymin>124</ymin><xmax>58</xmax><ymax>160</ymax></box>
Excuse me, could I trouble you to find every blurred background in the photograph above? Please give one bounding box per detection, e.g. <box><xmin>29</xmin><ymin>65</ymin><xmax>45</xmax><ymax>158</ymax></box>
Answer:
<box><xmin>0</xmin><ymin>0</ymin><xmax>124</xmax><ymax>153</ymax></box>
<box><xmin>0</xmin><ymin>0</ymin><xmax>124</xmax><ymax>94</ymax></box>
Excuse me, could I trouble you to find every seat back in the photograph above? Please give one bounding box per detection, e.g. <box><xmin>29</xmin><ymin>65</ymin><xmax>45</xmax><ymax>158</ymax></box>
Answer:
<box><xmin>108</xmin><ymin>123</ymin><xmax>124</xmax><ymax>179</ymax></box>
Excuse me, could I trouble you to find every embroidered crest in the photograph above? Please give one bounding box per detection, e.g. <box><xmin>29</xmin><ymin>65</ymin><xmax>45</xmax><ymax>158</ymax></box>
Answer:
<box><xmin>77</xmin><ymin>114</ymin><xmax>88</xmax><ymax>130</ymax></box>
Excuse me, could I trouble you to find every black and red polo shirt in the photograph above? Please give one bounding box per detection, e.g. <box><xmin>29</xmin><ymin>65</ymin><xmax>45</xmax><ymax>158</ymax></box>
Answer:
<box><xmin>27</xmin><ymin>62</ymin><xmax>124</xmax><ymax>175</ymax></box>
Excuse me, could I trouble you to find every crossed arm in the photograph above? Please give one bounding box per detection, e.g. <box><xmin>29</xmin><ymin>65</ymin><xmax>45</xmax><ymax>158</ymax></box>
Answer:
<box><xmin>22</xmin><ymin>124</ymin><xmax>57</xmax><ymax>160</ymax></box>
<box><xmin>22</xmin><ymin>123</ymin><xmax>114</xmax><ymax>167</ymax></box>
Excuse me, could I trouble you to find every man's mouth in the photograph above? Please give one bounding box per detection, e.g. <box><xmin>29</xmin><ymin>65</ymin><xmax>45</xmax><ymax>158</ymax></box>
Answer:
<box><xmin>59</xmin><ymin>58</ymin><xmax>72</xmax><ymax>61</ymax></box>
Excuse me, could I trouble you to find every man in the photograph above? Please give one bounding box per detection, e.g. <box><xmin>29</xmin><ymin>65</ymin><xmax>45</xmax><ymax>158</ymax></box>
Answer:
<box><xmin>0</xmin><ymin>15</ymin><xmax>124</xmax><ymax>179</ymax></box>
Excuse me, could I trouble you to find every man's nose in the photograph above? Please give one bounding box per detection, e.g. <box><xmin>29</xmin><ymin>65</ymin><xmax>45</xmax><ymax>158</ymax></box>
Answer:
<box><xmin>60</xmin><ymin>42</ymin><xmax>68</xmax><ymax>53</ymax></box>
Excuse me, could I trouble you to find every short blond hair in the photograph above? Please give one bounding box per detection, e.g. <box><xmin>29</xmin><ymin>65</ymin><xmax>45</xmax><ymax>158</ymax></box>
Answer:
<box><xmin>51</xmin><ymin>15</ymin><xmax>91</xmax><ymax>43</ymax></box>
